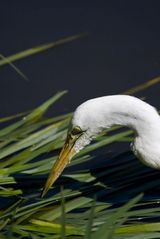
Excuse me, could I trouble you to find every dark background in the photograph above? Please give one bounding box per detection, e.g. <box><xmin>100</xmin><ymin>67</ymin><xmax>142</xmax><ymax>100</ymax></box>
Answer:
<box><xmin>0</xmin><ymin>1</ymin><xmax>160</xmax><ymax>117</ymax></box>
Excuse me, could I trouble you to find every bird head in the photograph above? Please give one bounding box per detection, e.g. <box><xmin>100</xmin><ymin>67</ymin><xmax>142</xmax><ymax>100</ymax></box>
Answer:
<box><xmin>41</xmin><ymin>100</ymin><xmax>101</xmax><ymax>197</ymax></box>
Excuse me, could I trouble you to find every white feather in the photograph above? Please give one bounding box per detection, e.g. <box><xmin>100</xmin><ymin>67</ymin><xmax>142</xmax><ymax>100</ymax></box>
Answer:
<box><xmin>72</xmin><ymin>95</ymin><xmax>160</xmax><ymax>169</ymax></box>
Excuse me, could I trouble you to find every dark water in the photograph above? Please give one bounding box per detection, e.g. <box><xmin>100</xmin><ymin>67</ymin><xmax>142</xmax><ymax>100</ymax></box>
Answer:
<box><xmin>0</xmin><ymin>1</ymin><xmax>160</xmax><ymax>118</ymax></box>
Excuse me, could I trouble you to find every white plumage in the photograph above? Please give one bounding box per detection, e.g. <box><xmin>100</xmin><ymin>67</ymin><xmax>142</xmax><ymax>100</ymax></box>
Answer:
<box><xmin>72</xmin><ymin>95</ymin><xmax>160</xmax><ymax>168</ymax></box>
<box><xmin>42</xmin><ymin>95</ymin><xmax>160</xmax><ymax>196</ymax></box>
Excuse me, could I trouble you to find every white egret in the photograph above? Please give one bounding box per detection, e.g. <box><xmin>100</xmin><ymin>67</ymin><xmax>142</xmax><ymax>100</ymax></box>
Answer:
<box><xmin>42</xmin><ymin>95</ymin><xmax>160</xmax><ymax>197</ymax></box>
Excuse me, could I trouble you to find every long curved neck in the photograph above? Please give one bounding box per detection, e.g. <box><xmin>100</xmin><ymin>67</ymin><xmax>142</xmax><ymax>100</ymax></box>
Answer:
<box><xmin>77</xmin><ymin>95</ymin><xmax>160</xmax><ymax>141</ymax></box>
<box><xmin>74</xmin><ymin>95</ymin><xmax>160</xmax><ymax>140</ymax></box>
<box><xmin>100</xmin><ymin>96</ymin><xmax>160</xmax><ymax>139</ymax></box>
<box><xmin>73</xmin><ymin>95</ymin><xmax>160</xmax><ymax>169</ymax></box>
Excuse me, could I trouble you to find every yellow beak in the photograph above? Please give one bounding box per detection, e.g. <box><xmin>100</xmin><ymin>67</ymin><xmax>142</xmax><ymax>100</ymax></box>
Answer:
<box><xmin>41</xmin><ymin>134</ymin><xmax>77</xmax><ymax>197</ymax></box>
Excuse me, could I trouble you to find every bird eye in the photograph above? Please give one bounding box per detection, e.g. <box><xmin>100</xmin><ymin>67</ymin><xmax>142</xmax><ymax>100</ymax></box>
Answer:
<box><xmin>71</xmin><ymin>126</ymin><xmax>82</xmax><ymax>135</ymax></box>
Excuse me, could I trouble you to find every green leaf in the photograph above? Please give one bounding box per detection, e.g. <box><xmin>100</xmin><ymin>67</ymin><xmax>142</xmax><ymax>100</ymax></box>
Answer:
<box><xmin>123</xmin><ymin>76</ymin><xmax>160</xmax><ymax>95</ymax></box>
<box><xmin>92</xmin><ymin>194</ymin><xmax>143</xmax><ymax>239</ymax></box>
<box><xmin>0</xmin><ymin>33</ymin><xmax>87</xmax><ymax>66</ymax></box>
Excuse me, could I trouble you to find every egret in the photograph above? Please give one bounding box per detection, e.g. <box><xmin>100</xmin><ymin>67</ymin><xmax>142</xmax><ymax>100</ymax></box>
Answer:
<box><xmin>42</xmin><ymin>95</ymin><xmax>160</xmax><ymax>197</ymax></box>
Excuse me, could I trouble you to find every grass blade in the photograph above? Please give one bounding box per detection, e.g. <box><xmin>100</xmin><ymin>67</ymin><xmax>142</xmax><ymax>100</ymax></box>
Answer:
<box><xmin>0</xmin><ymin>33</ymin><xmax>87</xmax><ymax>66</ymax></box>
<box><xmin>123</xmin><ymin>76</ymin><xmax>160</xmax><ymax>95</ymax></box>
